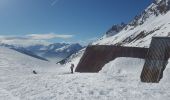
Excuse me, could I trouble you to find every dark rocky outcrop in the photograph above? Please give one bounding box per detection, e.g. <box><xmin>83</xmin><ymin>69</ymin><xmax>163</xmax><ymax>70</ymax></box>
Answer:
<box><xmin>105</xmin><ymin>23</ymin><xmax>126</xmax><ymax>37</ymax></box>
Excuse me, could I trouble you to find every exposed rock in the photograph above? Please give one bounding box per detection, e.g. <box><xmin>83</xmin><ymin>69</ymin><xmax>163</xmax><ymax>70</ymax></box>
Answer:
<box><xmin>105</xmin><ymin>23</ymin><xmax>126</xmax><ymax>37</ymax></box>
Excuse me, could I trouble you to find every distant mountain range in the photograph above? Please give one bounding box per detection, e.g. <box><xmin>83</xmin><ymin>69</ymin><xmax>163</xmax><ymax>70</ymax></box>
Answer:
<box><xmin>0</xmin><ymin>43</ymin><xmax>83</xmax><ymax>62</ymax></box>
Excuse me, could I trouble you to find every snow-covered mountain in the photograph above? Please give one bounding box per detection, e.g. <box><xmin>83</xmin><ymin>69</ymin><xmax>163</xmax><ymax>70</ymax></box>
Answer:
<box><xmin>26</xmin><ymin>43</ymin><xmax>83</xmax><ymax>62</ymax></box>
<box><xmin>0</xmin><ymin>43</ymin><xmax>48</xmax><ymax>61</ymax></box>
<box><xmin>0</xmin><ymin>43</ymin><xmax>83</xmax><ymax>62</ymax></box>
<box><xmin>93</xmin><ymin>0</ymin><xmax>170</xmax><ymax>47</ymax></box>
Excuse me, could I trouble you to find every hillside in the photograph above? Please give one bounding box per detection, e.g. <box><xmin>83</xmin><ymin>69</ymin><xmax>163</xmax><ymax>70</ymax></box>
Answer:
<box><xmin>0</xmin><ymin>47</ymin><xmax>58</xmax><ymax>76</ymax></box>
<box><xmin>93</xmin><ymin>0</ymin><xmax>170</xmax><ymax>47</ymax></box>
<box><xmin>0</xmin><ymin>47</ymin><xmax>170</xmax><ymax>99</ymax></box>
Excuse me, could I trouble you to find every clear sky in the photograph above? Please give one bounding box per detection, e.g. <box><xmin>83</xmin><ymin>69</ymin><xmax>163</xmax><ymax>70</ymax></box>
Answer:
<box><xmin>0</xmin><ymin>0</ymin><xmax>153</xmax><ymax>45</ymax></box>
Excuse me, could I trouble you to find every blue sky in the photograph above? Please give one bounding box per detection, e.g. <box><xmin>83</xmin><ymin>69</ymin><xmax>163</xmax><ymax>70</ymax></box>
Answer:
<box><xmin>0</xmin><ymin>0</ymin><xmax>152</xmax><ymax>45</ymax></box>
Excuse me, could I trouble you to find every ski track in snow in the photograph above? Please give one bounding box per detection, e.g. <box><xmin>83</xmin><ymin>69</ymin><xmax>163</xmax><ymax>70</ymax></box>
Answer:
<box><xmin>0</xmin><ymin>88</ymin><xmax>20</xmax><ymax>100</ymax></box>
<box><xmin>0</xmin><ymin>47</ymin><xmax>170</xmax><ymax>100</ymax></box>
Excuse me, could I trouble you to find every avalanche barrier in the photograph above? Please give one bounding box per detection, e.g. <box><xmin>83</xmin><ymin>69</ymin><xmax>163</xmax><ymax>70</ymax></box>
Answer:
<box><xmin>75</xmin><ymin>37</ymin><xmax>170</xmax><ymax>83</ymax></box>
<box><xmin>140</xmin><ymin>37</ymin><xmax>170</xmax><ymax>83</ymax></box>
<box><xmin>75</xmin><ymin>45</ymin><xmax>148</xmax><ymax>72</ymax></box>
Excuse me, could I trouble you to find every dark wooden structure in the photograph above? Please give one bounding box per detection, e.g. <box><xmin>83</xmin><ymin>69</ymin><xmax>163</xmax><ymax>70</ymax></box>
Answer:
<box><xmin>140</xmin><ymin>37</ymin><xmax>170</xmax><ymax>83</ymax></box>
<box><xmin>75</xmin><ymin>37</ymin><xmax>170</xmax><ymax>83</ymax></box>
<box><xmin>75</xmin><ymin>45</ymin><xmax>148</xmax><ymax>72</ymax></box>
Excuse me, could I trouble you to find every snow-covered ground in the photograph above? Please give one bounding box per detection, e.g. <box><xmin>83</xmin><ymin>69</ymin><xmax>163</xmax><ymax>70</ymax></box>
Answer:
<box><xmin>0</xmin><ymin>47</ymin><xmax>170</xmax><ymax>100</ymax></box>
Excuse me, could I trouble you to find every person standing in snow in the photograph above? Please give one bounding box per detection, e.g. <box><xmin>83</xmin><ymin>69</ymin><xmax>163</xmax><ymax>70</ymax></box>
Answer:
<box><xmin>70</xmin><ymin>64</ymin><xmax>74</xmax><ymax>74</ymax></box>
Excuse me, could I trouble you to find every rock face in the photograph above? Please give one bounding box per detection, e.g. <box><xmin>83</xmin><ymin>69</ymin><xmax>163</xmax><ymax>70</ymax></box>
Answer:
<box><xmin>154</xmin><ymin>0</ymin><xmax>170</xmax><ymax>13</ymax></box>
<box><xmin>128</xmin><ymin>0</ymin><xmax>170</xmax><ymax>31</ymax></box>
<box><xmin>129</xmin><ymin>0</ymin><xmax>170</xmax><ymax>29</ymax></box>
<box><xmin>75</xmin><ymin>45</ymin><xmax>148</xmax><ymax>72</ymax></box>
<box><xmin>105</xmin><ymin>23</ymin><xmax>126</xmax><ymax>38</ymax></box>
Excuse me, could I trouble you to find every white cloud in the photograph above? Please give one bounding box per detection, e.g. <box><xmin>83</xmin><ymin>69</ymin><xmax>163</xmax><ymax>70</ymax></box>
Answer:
<box><xmin>0</xmin><ymin>35</ymin><xmax>28</xmax><ymax>40</ymax></box>
<box><xmin>27</xmin><ymin>33</ymin><xmax>73</xmax><ymax>40</ymax></box>
<box><xmin>51</xmin><ymin>0</ymin><xmax>60</xmax><ymax>6</ymax></box>
<box><xmin>0</xmin><ymin>35</ymin><xmax>49</xmax><ymax>47</ymax></box>
<box><xmin>0</xmin><ymin>38</ymin><xmax>50</xmax><ymax>47</ymax></box>
<box><xmin>0</xmin><ymin>33</ymin><xmax>74</xmax><ymax>47</ymax></box>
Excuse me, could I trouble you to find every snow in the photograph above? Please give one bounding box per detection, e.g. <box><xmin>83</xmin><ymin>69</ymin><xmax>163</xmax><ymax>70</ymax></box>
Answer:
<box><xmin>64</xmin><ymin>48</ymin><xmax>85</xmax><ymax>69</ymax></box>
<box><xmin>155</xmin><ymin>0</ymin><xmax>162</xmax><ymax>4</ymax></box>
<box><xmin>55</xmin><ymin>45</ymin><xmax>69</xmax><ymax>52</ymax></box>
<box><xmin>0</xmin><ymin>47</ymin><xmax>170</xmax><ymax>100</ymax></box>
<box><xmin>93</xmin><ymin>12</ymin><xmax>170</xmax><ymax>47</ymax></box>
<box><xmin>2</xmin><ymin>0</ymin><xmax>170</xmax><ymax>99</ymax></box>
<box><xmin>155</xmin><ymin>0</ymin><xmax>170</xmax><ymax>4</ymax></box>
<box><xmin>0</xmin><ymin>88</ymin><xmax>20</xmax><ymax>100</ymax></box>
<box><xmin>100</xmin><ymin>57</ymin><xmax>145</xmax><ymax>77</ymax></box>
<box><xmin>92</xmin><ymin>1</ymin><xmax>170</xmax><ymax>47</ymax></box>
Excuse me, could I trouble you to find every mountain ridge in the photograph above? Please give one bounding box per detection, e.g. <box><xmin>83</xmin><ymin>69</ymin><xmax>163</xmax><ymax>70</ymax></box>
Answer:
<box><xmin>0</xmin><ymin>42</ymin><xmax>83</xmax><ymax>62</ymax></box>
<box><xmin>92</xmin><ymin>0</ymin><xmax>170</xmax><ymax>47</ymax></box>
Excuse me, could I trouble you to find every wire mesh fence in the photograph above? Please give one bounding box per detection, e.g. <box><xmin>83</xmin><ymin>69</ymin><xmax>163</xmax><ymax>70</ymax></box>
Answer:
<box><xmin>141</xmin><ymin>37</ymin><xmax>170</xmax><ymax>83</ymax></box>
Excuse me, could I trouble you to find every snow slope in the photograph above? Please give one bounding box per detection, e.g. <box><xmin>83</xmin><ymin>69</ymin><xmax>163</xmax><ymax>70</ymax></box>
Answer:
<box><xmin>100</xmin><ymin>58</ymin><xmax>144</xmax><ymax>77</ymax></box>
<box><xmin>93</xmin><ymin>0</ymin><xmax>170</xmax><ymax>47</ymax></box>
<box><xmin>0</xmin><ymin>47</ymin><xmax>61</xmax><ymax>76</ymax></box>
<box><xmin>0</xmin><ymin>47</ymin><xmax>170</xmax><ymax>100</ymax></box>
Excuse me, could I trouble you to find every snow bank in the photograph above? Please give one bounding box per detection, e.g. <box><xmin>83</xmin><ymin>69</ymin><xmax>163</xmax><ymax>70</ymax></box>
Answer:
<box><xmin>100</xmin><ymin>57</ymin><xmax>145</xmax><ymax>77</ymax></box>
<box><xmin>100</xmin><ymin>57</ymin><xmax>170</xmax><ymax>83</ymax></box>
<box><xmin>160</xmin><ymin>59</ymin><xmax>170</xmax><ymax>82</ymax></box>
